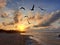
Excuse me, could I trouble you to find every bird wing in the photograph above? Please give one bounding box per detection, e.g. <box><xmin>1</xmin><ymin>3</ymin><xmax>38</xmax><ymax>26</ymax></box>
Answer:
<box><xmin>20</xmin><ymin>7</ymin><xmax>25</xmax><ymax>10</ymax></box>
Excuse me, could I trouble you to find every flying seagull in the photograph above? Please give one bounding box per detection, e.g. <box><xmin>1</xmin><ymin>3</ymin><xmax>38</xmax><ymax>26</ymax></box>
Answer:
<box><xmin>24</xmin><ymin>16</ymin><xmax>31</xmax><ymax>24</ymax></box>
<box><xmin>39</xmin><ymin>7</ymin><xmax>46</xmax><ymax>11</ymax></box>
<box><xmin>31</xmin><ymin>4</ymin><xmax>35</xmax><ymax>11</ymax></box>
<box><xmin>27</xmin><ymin>20</ymin><xmax>31</xmax><ymax>24</ymax></box>
<box><xmin>20</xmin><ymin>7</ymin><xmax>25</xmax><ymax>10</ymax></box>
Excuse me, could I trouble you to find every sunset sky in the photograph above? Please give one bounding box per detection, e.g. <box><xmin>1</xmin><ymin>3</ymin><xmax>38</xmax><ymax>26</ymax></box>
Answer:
<box><xmin>0</xmin><ymin>0</ymin><xmax>60</xmax><ymax>30</ymax></box>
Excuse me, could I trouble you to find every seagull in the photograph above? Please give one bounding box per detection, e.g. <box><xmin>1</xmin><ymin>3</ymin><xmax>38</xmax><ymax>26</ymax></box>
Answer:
<box><xmin>24</xmin><ymin>16</ymin><xmax>31</xmax><ymax>24</ymax></box>
<box><xmin>31</xmin><ymin>4</ymin><xmax>35</xmax><ymax>11</ymax></box>
<box><xmin>39</xmin><ymin>7</ymin><xmax>46</xmax><ymax>11</ymax></box>
<box><xmin>20</xmin><ymin>7</ymin><xmax>25</xmax><ymax>10</ymax></box>
<box><xmin>27</xmin><ymin>20</ymin><xmax>31</xmax><ymax>24</ymax></box>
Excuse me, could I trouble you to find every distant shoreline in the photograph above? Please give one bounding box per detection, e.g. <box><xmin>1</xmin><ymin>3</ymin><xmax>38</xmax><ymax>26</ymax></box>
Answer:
<box><xmin>0</xmin><ymin>29</ymin><xmax>25</xmax><ymax>33</ymax></box>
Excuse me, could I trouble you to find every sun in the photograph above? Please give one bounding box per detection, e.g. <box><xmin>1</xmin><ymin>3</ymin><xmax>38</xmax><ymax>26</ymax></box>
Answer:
<box><xmin>17</xmin><ymin>24</ymin><xmax>26</xmax><ymax>32</ymax></box>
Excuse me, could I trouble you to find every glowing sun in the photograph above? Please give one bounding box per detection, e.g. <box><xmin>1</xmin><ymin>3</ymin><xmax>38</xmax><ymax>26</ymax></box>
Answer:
<box><xmin>17</xmin><ymin>24</ymin><xmax>26</xmax><ymax>32</ymax></box>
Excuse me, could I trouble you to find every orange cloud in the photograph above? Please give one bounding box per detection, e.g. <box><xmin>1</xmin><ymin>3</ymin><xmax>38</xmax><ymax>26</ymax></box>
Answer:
<box><xmin>0</xmin><ymin>0</ymin><xmax>7</xmax><ymax>8</ymax></box>
<box><xmin>0</xmin><ymin>10</ymin><xmax>60</xmax><ymax>30</ymax></box>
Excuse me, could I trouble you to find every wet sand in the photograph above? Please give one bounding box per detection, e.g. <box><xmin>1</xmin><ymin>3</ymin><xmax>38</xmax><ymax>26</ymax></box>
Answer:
<box><xmin>26</xmin><ymin>30</ymin><xmax>60</xmax><ymax>45</ymax></box>
<box><xmin>0</xmin><ymin>29</ymin><xmax>60</xmax><ymax>45</ymax></box>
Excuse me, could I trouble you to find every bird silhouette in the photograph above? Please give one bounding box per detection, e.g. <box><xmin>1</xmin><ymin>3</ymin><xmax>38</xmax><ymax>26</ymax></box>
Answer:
<box><xmin>31</xmin><ymin>4</ymin><xmax>35</xmax><ymax>11</ymax></box>
<box><xmin>20</xmin><ymin>7</ymin><xmax>25</xmax><ymax>10</ymax></box>
<box><xmin>39</xmin><ymin>7</ymin><xmax>46</xmax><ymax>11</ymax></box>
<box><xmin>27</xmin><ymin>20</ymin><xmax>31</xmax><ymax>24</ymax></box>
<box><xmin>24</xmin><ymin>16</ymin><xmax>31</xmax><ymax>24</ymax></box>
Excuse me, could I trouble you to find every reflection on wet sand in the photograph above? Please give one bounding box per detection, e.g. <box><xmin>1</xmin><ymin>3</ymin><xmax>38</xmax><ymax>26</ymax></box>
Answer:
<box><xmin>26</xmin><ymin>30</ymin><xmax>60</xmax><ymax>45</ymax></box>
<box><xmin>0</xmin><ymin>29</ymin><xmax>60</xmax><ymax>45</ymax></box>
<box><xmin>0</xmin><ymin>29</ymin><xmax>40</xmax><ymax>45</ymax></box>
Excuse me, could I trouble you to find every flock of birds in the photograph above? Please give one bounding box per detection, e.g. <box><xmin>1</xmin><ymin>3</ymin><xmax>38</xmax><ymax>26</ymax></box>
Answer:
<box><xmin>20</xmin><ymin>4</ymin><xmax>46</xmax><ymax>11</ymax></box>
<box><xmin>1</xmin><ymin>4</ymin><xmax>46</xmax><ymax>25</ymax></box>
<box><xmin>20</xmin><ymin>4</ymin><xmax>46</xmax><ymax>24</ymax></box>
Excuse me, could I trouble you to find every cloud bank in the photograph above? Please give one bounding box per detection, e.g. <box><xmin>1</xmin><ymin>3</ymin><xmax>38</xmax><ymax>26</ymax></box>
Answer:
<box><xmin>0</xmin><ymin>9</ymin><xmax>60</xmax><ymax>30</ymax></box>
<box><xmin>33</xmin><ymin>10</ymin><xmax>60</xmax><ymax>27</ymax></box>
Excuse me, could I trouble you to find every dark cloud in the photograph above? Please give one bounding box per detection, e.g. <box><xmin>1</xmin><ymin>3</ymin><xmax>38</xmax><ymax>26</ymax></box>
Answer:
<box><xmin>33</xmin><ymin>10</ymin><xmax>60</xmax><ymax>27</ymax></box>
<box><xmin>0</xmin><ymin>10</ymin><xmax>60</xmax><ymax>30</ymax></box>
<box><xmin>13</xmin><ymin>11</ymin><xmax>23</xmax><ymax>23</ymax></box>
